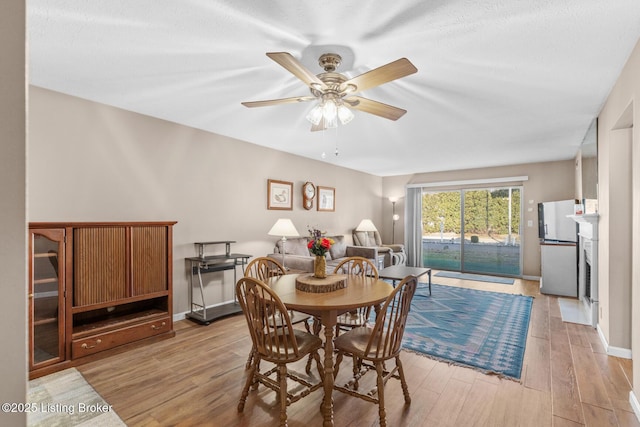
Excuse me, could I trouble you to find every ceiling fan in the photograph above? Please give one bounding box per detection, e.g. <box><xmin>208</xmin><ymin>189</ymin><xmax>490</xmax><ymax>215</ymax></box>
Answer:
<box><xmin>241</xmin><ymin>52</ymin><xmax>418</xmax><ymax>131</ymax></box>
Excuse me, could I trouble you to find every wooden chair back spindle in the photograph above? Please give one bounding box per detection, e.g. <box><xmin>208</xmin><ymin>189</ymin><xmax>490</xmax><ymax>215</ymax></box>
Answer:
<box><xmin>364</xmin><ymin>275</ymin><xmax>417</xmax><ymax>359</ymax></box>
<box><xmin>244</xmin><ymin>257</ymin><xmax>286</xmax><ymax>281</ymax></box>
<box><xmin>333</xmin><ymin>256</ymin><xmax>379</xmax><ymax>279</ymax></box>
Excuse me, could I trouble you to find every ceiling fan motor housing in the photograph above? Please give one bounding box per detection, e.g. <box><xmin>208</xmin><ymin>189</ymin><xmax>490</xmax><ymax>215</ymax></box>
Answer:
<box><xmin>318</xmin><ymin>53</ymin><xmax>342</xmax><ymax>72</ymax></box>
<box><xmin>310</xmin><ymin>72</ymin><xmax>348</xmax><ymax>99</ymax></box>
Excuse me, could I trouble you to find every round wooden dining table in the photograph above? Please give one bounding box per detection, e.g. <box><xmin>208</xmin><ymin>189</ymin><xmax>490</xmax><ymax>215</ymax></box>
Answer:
<box><xmin>266</xmin><ymin>273</ymin><xmax>393</xmax><ymax>427</ymax></box>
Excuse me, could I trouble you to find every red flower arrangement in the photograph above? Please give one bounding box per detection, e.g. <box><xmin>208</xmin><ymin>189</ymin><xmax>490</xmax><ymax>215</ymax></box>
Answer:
<box><xmin>307</xmin><ymin>228</ymin><xmax>334</xmax><ymax>256</ymax></box>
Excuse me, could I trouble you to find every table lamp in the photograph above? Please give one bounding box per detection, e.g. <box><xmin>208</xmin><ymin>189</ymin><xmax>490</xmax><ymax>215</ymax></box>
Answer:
<box><xmin>356</xmin><ymin>219</ymin><xmax>378</xmax><ymax>247</ymax></box>
<box><xmin>268</xmin><ymin>218</ymin><xmax>300</xmax><ymax>270</ymax></box>
<box><xmin>356</xmin><ymin>219</ymin><xmax>378</xmax><ymax>232</ymax></box>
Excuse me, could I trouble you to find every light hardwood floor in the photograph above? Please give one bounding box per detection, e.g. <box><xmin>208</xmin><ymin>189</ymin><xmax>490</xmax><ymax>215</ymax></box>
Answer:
<box><xmin>77</xmin><ymin>275</ymin><xmax>640</xmax><ymax>427</ymax></box>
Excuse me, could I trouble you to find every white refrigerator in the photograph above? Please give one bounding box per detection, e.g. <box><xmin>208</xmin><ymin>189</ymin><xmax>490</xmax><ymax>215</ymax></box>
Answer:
<box><xmin>538</xmin><ymin>199</ymin><xmax>578</xmax><ymax>243</ymax></box>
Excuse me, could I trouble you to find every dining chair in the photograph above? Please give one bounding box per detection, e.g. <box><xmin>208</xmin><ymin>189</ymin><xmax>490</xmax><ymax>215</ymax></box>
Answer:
<box><xmin>333</xmin><ymin>275</ymin><xmax>418</xmax><ymax>427</ymax></box>
<box><xmin>243</xmin><ymin>257</ymin><xmax>311</xmax><ymax>369</ymax></box>
<box><xmin>236</xmin><ymin>277</ymin><xmax>324</xmax><ymax>427</ymax></box>
<box><xmin>332</xmin><ymin>256</ymin><xmax>379</xmax><ymax>335</ymax></box>
<box><xmin>244</xmin><ymin>256</ymin><xmax>287</xmax><ymax>281</ymax></box>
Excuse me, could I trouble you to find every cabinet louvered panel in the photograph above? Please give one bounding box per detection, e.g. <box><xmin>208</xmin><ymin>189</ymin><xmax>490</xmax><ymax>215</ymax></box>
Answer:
<box><xmin>131</xmin><ymin>226</ymin><xmax>168</xmax><ymax>295</ymax></box>
<box><xmin>74</xmin><ymin>227</ymin><xmax>127</xmax><ymax>306</ymax></box>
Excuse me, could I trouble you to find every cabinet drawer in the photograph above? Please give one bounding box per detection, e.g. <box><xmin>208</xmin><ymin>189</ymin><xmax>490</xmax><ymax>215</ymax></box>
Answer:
<box><xmin>72</xmin><ymin>316</ymin><xmax>171</xmax><ymax>358</ymax></box>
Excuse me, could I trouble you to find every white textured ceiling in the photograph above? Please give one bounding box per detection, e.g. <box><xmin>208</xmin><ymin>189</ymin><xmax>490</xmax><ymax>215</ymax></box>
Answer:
<box><xmin>28</xmin><ymin>1</ymin><xmax>640</xmax><ymax>176</ymax></box>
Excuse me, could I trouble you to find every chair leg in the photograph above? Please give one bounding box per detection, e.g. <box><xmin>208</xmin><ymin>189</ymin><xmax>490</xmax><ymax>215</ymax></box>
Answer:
<box><xmin>334</xmin><ymin>351</ymin><xmax>343</xmax><ymax>379</ymax></box>
<box><xmin>277</xmin><ymin>364</ymin><xmax>288</xmax><ymax>427</ymax></box>
<box><xmin>396</xmin><ymin>355</ymin><xmax>411</xmax><ymax>404</ymax></box>
<box><xmin>315</xmin><ymin>318</ymin><xmax>321</xmax><ymax>334</ymax></box>
<box><xmin>306</xmin><ymin>318</ymin><xmax>323</xmax><ymax>374</ymax></box>
<box><xmin>351</xmin><ymin>355</ymin><xmax>361</xmax><ymax>390</ymax></box>
<box><xmin>251</xmin><ymin>358</ymin><xmax>261</xmax><ymax>390</ymax></box>
<box><xmin>238</xmin><ymin>354</ymin><xmax>259</xmax><ymax>412</ymax></box>
<box><xmin>375</xmin><ymin>362</ymin><xmax>387</xmax><ymax>427</ymax></box>
<box><xmin>245</xmin><ymin>345</ymin><xmax>256</xmax><ymax>370</ymax></box>
<box><xmin>313</xmin><ymin>349</ymin><xmax>325</xmax><ymax>380</ymax></box>
<box><xmin>305</xmin><ymin>354</ymin><xmax>313</xmax><ymax>374</ymax></box>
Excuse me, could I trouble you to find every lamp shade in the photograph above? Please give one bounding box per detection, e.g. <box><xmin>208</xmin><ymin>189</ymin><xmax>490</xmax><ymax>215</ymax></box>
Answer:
<box><xmin>268</xmin><ymin>219</ymin><xmax>300</xmax><ymax>237</ymax></box>
<box><xmin>356</xmin><ymin>219</ymin><xmax>378</xmax><ymax>232</ymax></box>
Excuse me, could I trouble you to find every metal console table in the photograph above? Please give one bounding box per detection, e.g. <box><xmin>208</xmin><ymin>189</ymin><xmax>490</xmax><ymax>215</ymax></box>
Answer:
<box><xmin>185</xmin><ymin>241</ymin><xmax>251</xmax><ymax>325</ymax></box>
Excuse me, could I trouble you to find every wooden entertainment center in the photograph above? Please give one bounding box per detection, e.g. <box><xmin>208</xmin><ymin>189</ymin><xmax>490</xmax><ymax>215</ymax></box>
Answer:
<box><xmin>28</xmin><ymin>221</ymin><xmax>176</xmax><ymax>379</ymax></box>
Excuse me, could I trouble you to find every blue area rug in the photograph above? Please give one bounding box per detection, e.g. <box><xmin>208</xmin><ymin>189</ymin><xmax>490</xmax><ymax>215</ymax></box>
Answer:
<box><xmin>403</xmin><ymin>283</ymin><xmax>532</xmax><ymax>379</ymax></box>
<box><xmin>434</xmin><ymin>271</ymin><xmax>515</xmax><ymax>285</ymax></box>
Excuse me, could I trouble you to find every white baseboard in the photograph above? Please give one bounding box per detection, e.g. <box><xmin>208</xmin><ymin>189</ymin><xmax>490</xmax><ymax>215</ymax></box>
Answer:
<box><xmin>630</xmin><ymin>391</ymin><xmax>640</xmax><ymax>423</ymax></box>
<box><xmin>597</xmin><ymin>323</ymin><xmax>632</xmax><ymax>359</ymax></box>
<box><xmin>173</xmin><ymin>311</ymin><xmax>188</xmax><ymax>322</ymax></box>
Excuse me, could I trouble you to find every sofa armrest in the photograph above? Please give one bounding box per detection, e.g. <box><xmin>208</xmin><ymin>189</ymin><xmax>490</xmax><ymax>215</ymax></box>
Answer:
<box><xmin>267</xmin><ymin>253</ymin><xmax>314</xmax><ymax>272</ymax></box>
<box><xmin>346</xmin><ymin>245</ymin><xmax>378</xmax><ymax>260</ymax></box>
<box><xmin>383</xmin><ymin>244</ymin><xmax>405</xmax><ymax>253</ymax></box>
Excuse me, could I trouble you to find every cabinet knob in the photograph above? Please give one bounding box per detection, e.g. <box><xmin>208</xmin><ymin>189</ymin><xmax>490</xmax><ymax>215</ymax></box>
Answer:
<box><xmin>81</xmin><ymin>339</ymin><xmax>102</xmax><ymax>349</ymax></box>
<box><xmin>151</xmin><ymin>322</ymin><xmax>166</xmax><ymax>330</ymax></box>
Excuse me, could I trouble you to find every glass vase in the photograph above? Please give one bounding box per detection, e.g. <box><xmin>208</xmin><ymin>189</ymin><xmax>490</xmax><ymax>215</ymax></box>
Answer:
<box><xmin>314</xmin><ymin>255</ymin><xmax>327</xmax><ymax>279</ymax></box>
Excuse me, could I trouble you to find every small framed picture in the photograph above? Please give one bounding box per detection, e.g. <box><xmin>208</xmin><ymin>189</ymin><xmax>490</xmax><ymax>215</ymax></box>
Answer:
<box><xmin>267</xmin><ymin>179</ymin><xmax>293</xmax><ymax>210</ymax></box>
<box><xmin>317</xmin><ymin>186</ymin><xmax>335</xmax><ymax>212</ymax></box>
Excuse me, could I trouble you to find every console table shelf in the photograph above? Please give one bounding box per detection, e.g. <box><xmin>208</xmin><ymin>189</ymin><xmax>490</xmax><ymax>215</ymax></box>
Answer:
<box><xmin>185</xmin><ymin>241</ymin><xmax>251</xmax><ymax>325</ymax></box>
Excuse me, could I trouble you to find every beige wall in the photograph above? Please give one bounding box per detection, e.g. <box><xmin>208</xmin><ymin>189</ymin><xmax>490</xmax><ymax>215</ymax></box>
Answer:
<box><xmin>597</xmin><ymin>37</ymin><xmax>640</xmax><ymax>402</ymax></box>
<box><xmin>28</xmin><ymin>87</ymin><xmax>383</xmax><ymax>314</ymax></box>
<box><xmin>28</xmin><ymin>87</ymin><xmax>579</xmax><ymax>293</ymax></box>
<box><xmin>382</xmin><ymin>161</ymin><xmax>575</xmax><ymax>278</ymax></box>
<box><xmin>598</xmin><ymin>129</ymin><xmax>633</xmax><ymax>350</ymax></box>
<box><xmin>0</xmin><ymin>1</ymin><xmax>27</xmax><ymax>426</ymax></box>
<box><xmin>28</xmin><ymin>86</ymin><xmax>581</xmax><ymax>321</ymax></box>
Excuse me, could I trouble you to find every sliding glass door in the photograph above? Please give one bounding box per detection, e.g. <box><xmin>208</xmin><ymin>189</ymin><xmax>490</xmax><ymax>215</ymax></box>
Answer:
<box><xmin>422</xmin><ymin>186</ymin><xmax>522</xmax><ymax>276</ymax></box>
<box><xmin>462</xmin><ymin>188</ymin><xmax>521</xmax><ymax>275</ymax></box>
<box><xmin>422</xmin><ymin>191</ymin><xmax>462</xmax><ymax>270</ymax></box>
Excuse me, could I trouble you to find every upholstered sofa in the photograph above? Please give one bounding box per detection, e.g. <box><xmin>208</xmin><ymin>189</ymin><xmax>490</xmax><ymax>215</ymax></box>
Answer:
<box><xmin>352</xmin><ymin>230</ymin><xmax>406</xmax><ymax>267</ymax></box>
<box><xmin>267</xmin><ymin>235</ymin><xmax>380</xmax><ymax>273</ymax></box>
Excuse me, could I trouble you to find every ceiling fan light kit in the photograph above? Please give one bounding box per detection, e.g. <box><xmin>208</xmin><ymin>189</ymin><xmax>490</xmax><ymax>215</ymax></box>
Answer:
<box><xmin>242</xmin><ymin>51</ymin><xmax>417</xmax><ymax>131</ymax></box>
<box><xmin>305</xmin><ymin>97</ymin><xmax>354</xmax><ymax>128</ymax></box>
<box><xmin>337</xmin><ymin>103</ymin><xmax>354</xmax><ymax>124</ymax></box>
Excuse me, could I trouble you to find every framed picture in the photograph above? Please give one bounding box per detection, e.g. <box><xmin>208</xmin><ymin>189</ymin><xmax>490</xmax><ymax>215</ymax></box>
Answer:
<box><xmin>267</xmin><ymin>179</ymin><xmax>293</xmax><ymax>210</ymax></box>
<box><xmin>317</xmin><ymin>186</ymin><xmax>335</xmax><ymax>212</ymax></box>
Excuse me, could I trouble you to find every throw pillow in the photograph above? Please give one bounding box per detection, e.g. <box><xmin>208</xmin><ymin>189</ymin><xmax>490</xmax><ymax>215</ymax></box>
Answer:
<box><xmin>277</xmin><ymin>238</ymin><xmax>309</xmax><ymax>256</ymax></box>
<box><xmin>329</xmin><ymin>235</ymin><xmax>347</xmax><ymax>260</ymax></box>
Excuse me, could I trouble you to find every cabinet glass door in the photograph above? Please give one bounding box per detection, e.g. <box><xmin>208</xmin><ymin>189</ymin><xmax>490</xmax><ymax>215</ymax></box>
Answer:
<box><xmin>30</xmin><ymin>229</ymin><xmax>65</xmax><ymax>368</ymax></box>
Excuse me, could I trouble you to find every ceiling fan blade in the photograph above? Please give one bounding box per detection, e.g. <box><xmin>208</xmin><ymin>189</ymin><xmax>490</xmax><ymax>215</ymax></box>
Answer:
<box><xmin>266</xmin><ymin>52</ymin><xmax>328</xmax><ymax>90</ymax></box>
<box><xmin>345</xmin><ymin>96</ymin><xmax>407</xmax><ymax>121</ymax></box>
<box><xmin>241</xmin><ymin>96</ymin><xmax>315</xmax><ymax>108</ymax></box>
<box><xmin>340</xmin><ymin>58</ymin><xmax>417</xmax><ymax>93</ymax></box>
